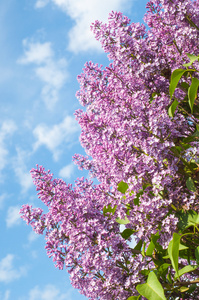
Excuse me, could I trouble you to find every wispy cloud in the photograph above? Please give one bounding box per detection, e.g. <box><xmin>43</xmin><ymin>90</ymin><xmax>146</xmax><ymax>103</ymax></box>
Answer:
<box><xmin>18</xmin><ymin>39</ymin><xmax>67</xmax><ymax>109</ymax></box>
<box><xmin>0</xmin><ymin>120</ymin><xmax>17</xmax><ymax>179</ymax></box>
<box><xmin>35</xmin><ymin>0</ymin><xmax>50</xmax><ymax>8</ymax></box>
<box><xmin>59</xmin><ymin>162</ymin><xmax>74</xmax><ymax>179</ymax></box>
<box><xmin>33</xmin><ymin>116</ymin><xmax>80</xmax><ymax>161</ymax></box>
<box><xmin>6</xmin><ymin>206</ymin><xmax>21</xmax><ymax>228</ymax></box>
<box><xmin>28</xmin><ymin>231</ymin><xmax>39</xmax><ymax>243</ymax></box>
<box><xmin>18</xmin><ymin>40</ymin><xmax>53</xmax><ymax>65</ymax></box>
<box><xmin>0</xmin><ymin>290</ymin><xmax>10</xmax><ymax>300</ymax></box>
<box><xmin>12</xmin><ymin>148</ymin><xmax>33</xmax><ymax>193</ymax></box>
<box><xmin>0</xmin><ymin>193</ymin><xmax>8</xmax><ymax>210</ymax></box>
<box><xmin>28</xmin><ymin>284</ymin><xmax>72</xmax><ymax>300</ymax></box>
<box><xmin>0</xmin><ymin>254</ymin><xmax>26</xmax><ymax>283</ymax></box>
<box><xmin>35</xmin><ymin>0</ymin><xmax>133</xmax><ymax>53</ymax></box>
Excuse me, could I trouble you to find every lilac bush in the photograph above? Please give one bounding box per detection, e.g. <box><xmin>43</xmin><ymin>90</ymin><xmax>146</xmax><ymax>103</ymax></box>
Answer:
<box><xmin>20</xmin><ymin>0</ymin><xmax>199</xmax><ymax>299</ymax></box>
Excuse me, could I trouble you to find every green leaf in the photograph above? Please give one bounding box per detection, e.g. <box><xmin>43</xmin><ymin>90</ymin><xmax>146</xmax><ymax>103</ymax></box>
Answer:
<box><xmin>136</xmin><ymin>272</ymin><xmax>166</xmax><ymax>300</ymax></box>
<box><xmin>179</xmin><ymin>286</ymin><xmax>189</xmax><ymax>292</ymax></box>
<box><xmin>127</xmin><ymin>296</ymin><xmax>141</xmax><ymax>300</ymax></box>
<box><xmin>117</xmin><ymin>181</ymin><xmax>128</xmax><ymax>194</ymax></box>
<box><xmin>183</xmin><ymin>129</ymin><xmax>199</xmax><ymax>143</ymax></box>
<box><xmin>168</xmin><ymin>99</ymin><xmax>179</xmax><ymax>118</ymax></box>
<box><xmin>195</xmin><ymin>246</ymin><xmax>199</xmax><ymax>264</ymax></box>
<box><xmin>180</xmin><ymin>81</ymin><xmax>190</xmax><ymax>91</ymax></box>
<box><xmin>186</xmin><ymin>177</ymin><xmax>196</xmax><ymax>192</ymax></box>
<box><xmin>177</xmin><ymin>210</ymin><xmax>199</xmax><ymax>231</ymax></box>
<box><xmin>121</xmin><ymin>228</ymin><xmax>135</xmax><ymax>240</ymax></box>
<box><xmin>183</xmin><ymin>53</ymin><xmax>199</xmax><ymax>67</ymax></box>
<box><xmin>179</xmin><ymin>243</ymin><xmax>189</xmax><ymax>251</ymax></box>
<box><xmin>168</xmin><ymin>233</ymin><xmax>181</xmax><ymax>278</ymax></box>
<box><xmin>134</xmin><ymin>239</ymin><xmax>143</xmax><ymax>251</ymax></box>
<box><xmin>116</xmin><ymin>216</ymin><xmax>130</xmax><ymax>225</ymax></box>
<box><xmin>167</xmin><ymin>272</ymin><xmax>172</xmax><ymax>284</ymax></box>
<box><xmin>188</xmin><ymin>77</ymin><xmax>199</xmax><ymax>113</ymax></box>
<box><xmin>133</xmin><ymin>190</ymin><xmax>143</xmax><ymax>206</ymax></box>
<box><xmin>146</xmin><ymin>233</ymin><xmax>160</xmax><ymax>256</ymax></box>
<box><xmin>158</xmin><ymin>263</ymin><xmax>171</xmax><ymax>277</ymax></box>
<box><xmin>141</xmin><ymin>269</ymin><xmax>151</xmax><ymax>276</ymax></box>
<box><xmin>103</xmin><ymin>204</ymin><xmax>117</xmax><ymax>217</ymax></box>
<box><xmin>174</xmin><ymin>264</ymin><xmax>198</xmax><ymax>279</ymax></box>
<box><xmin>169</xmin><ymin>69</ymin><xmax>188</xmax><ymax>99</ymax></box>
<box><xmin>141</xmin><ymin>242</ymin><xmax>146</xmax><ymax>257</ymax></box>
<box><xmin>146</xmin><ymin>240</ymin><xmax>156</xmax><ymax>256</ymax></box>
<box><xmin>163</xmin><ymin>242</ymin><xmax>189</xmax><ymax>256</ymax></box>
<box><xmin>188</xmin><ymin>283</ymin><xmax>197</xmax><ymax>294</ymax></box>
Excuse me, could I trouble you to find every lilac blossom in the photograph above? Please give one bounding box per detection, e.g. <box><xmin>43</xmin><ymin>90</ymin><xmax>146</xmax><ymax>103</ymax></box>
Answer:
<box><xmin>20</xmin><ymin>1</ymin><xmax>199</xmax><ymax>299</ymax></box>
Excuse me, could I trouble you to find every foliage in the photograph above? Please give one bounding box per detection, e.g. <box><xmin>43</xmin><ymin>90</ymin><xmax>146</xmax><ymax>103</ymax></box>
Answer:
<box><xmin>20</xmin><ymin>1</ymin><xmax>199</xmax><ymax>299</ymax></box>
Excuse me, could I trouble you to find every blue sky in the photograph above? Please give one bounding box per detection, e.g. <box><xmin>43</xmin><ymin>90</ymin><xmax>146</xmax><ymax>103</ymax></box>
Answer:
<box><xmin>0</xmin><ymin>1</ymin><xmax>148</xmax><ymax>299</ymax></box>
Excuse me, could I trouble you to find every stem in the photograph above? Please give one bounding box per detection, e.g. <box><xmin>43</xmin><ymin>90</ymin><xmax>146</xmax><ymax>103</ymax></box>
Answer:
<box><xmin>174</xmin><ymin>279</ymin><xmax>199</xmax><ymax>286</ymax></box>
<box><xmin>185</xmin><ymin>14</ymin><xmax>199</xmax><ymax>31</ymax></box>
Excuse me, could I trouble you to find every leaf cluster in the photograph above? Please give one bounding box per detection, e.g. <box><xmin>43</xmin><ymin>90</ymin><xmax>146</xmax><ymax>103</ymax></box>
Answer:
<box><xmin>113</xmin><ymin>54</ymin><xmax>199</xmax><ymax>299</ymax></box>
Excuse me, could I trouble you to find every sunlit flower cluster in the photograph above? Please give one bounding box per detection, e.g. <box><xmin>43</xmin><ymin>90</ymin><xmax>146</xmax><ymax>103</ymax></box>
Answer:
<box><xmin>20</xmin><ymin>0</ymin><xmax>199</xmax><ymax>298</ymax></box>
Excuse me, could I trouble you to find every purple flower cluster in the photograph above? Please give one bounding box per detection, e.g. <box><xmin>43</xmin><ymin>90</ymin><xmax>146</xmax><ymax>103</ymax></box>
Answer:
<box><xmin>21</xmin><ymin>166</ymin><xmax>147</xmax><ymax>299</ymax></box>
<box><xmin>20</xmin><ymin>1</ymin><xmax>199</xmax><ymax>299</ymax></box>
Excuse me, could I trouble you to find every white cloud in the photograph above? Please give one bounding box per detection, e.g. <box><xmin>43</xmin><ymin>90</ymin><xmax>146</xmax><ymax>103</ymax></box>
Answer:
<box><xmin>28</xmin><ymin>231</ymin><xmax>39</xmax><ymax>243</ymax></box>
<box><xmin>35</xmin><ymin>59</ymin><xmax>66</xmax><ymax>89</ymax></box>
<box><xmin>6</xmin><ymin>206</ymin><xmax>21</xmax><ymax>228</ymax></box>
<box><xmin>4</xmin><ymin>291</ymin><xmax>10</xmax><ymax>300</ymax></box>
<box><xmin>59</xmin><ymin>162</ymin><xmax>74</xmax><ymax>179</ymax></box>
<box><xmin>28</xmin><ymin>284</ymin><xmax>72</xmax><ymax>300</ymax></box>
<box><xmin>0</xmin><ymin>290</ymin><xmax>10</xmax><ymax>300</ymax></box>
<box><xmin>35</xmin><ymin>0</ymin><xmax>133</xmax><ymax>53</ymax></box>
<box><xmin>0</xmin><ymin>254</ymin><xmax>26</xmax><ymax>283</ymax></box>
<box><xmin>18</xmin><ymin>40</ymin><xmax>53</xmax><ymax>65</ymax></box>
<box><xmin>35</xmin><ymin>0</ymin><xmax>50</xmax><ymax>8</ymax></box>
<box><xmin>0</xmin><ymin>120</ymin><xmax>17</xmax><ymax>177</ymax></box>
<box><xmin>12</xmin><ymin>148</ymin><xmax>33</xmax><ymax>193</ymax></box>
<box><xmin>0</xmin><ymin>194</ymin><xmax>7</xmax><ymax>210</ymax></box>
<box><xmin>18</xmin><ymin>40</ymin><xmax>67</xmax><ymax>109</ymax></box>
<box><xmin>33</xmin><ymin>116</ymin><xmax>79</xmax><ymax>161</ymax></box>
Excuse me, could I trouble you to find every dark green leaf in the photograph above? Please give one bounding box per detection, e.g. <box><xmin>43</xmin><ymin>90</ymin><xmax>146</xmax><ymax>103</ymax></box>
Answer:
<box><xmin>117</xmin><ymin>181</ymin><xmax>129</xmax><ymax>194</ymax></box>
<box><xmin>136</xmin><ymin>272</ymin><xmax>166</xmax><ymax>300</ymax></box>
<box><xmin>183</xmin><ymin>127</ymin><xmax>199</xmax><ymax>143</ymax></box>
<box><xmin>134</xmin><ymin>240</ymin><xmax>143</xmax><ymax>251</ymax></box>
<box><xmin>133</xmin><ymin>186</ymin><xmax>149</xmax><ymax>206</ymax></box>
<box><xmin>167</xmin><ymin>272</ymin><xmax>172</xmax><ymax>284</ymax></box>
<box><xmin>177</xmin><ymin>210</ymin><xmax>199</xmax><ymax>231</ymax></box>
<box><xmin>157</xmin><ymin>263</ymin><xmax>171</xmax><ymax>277</ymax></box>
<box><xmin>141</xmin><ymin>269</ymin><xmax>151</xmax><ymax>276</ymax></box>
<box><xmin>127</xmin><ymin>296</ymin><xmax>141</xmax><ymax>300</ymax></box>
<box><xmin>195</xmin><ymin>246</ymin><xmax>199</xmax><ymax>264</ymax></box>
<box><xmin>180</xmin><ymin>81</ymin><xmax>190</xmax><ymax>91</ymax></box>
<box><xmin>186</xmin><ymin>177</ymin><xmax>196</xmax><ymax>192</ymax></box>
<box><xmin>188</xmin><ymin>77</ymin><xmax>199</xmax><ymax>113</ymax></box>
<box><xmin>168</xmin><ymin>99</ymin><xmax>179</xmax><ymax>118</ymax></box>
<box><xmin>121</xmin><ymin>228</ymin><xmax>135</xmax><ymax>240</ymax></box>
<box><xmin>188</xmin><ymin>283</ymin><xmax>197</xmax><ymax>294</ymax></box>
<box><xmin>179</xmin><ymin>141</ymin><xmax>191</xmax><ymax>150</ymax></box>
